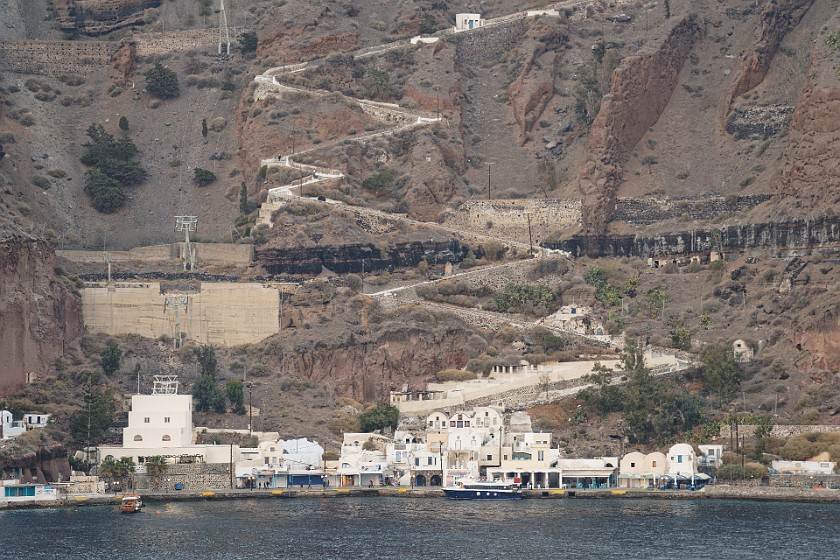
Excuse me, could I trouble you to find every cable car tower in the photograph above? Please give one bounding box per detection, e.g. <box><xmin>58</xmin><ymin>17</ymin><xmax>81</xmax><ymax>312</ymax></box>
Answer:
<box><xmin>219</xmin><ymin>0</ymin><xmax>231</xmax><ymax>57</ymax></box>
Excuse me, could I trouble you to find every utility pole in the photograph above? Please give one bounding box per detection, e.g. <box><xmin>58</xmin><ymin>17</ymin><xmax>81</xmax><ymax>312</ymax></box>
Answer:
<box><xmin>175</xmin><ymin>216</ymin><xmax>198</xmax><ymax>271</ymax></box>
<box><xmin>487</xmin><ymin>163</ymin><xmax>492</xmax><ymax>201</ymax></box>
<box><xmin>248</xmin><ymin>385</ymin><xmax>253</xmax><ymax>436</ymax></box>
<box><xmin>218</xmin><ymin>0</ymin><xmax>231</xmax><ymax>56</ymax></box>
<box><xmin>526</xmin><ymin>212</ymin><xmax>534</xmax><ymax>257</ymax></box>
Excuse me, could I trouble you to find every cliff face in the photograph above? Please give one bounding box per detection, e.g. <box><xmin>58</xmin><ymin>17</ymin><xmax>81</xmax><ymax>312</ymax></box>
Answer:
<box><xmin>0</xmin><ymin>236</ymin><xmax>83</xmax><ymax>395</ymax></box>
<box><xmin>779</xmin><ymin>84</ymin><xmax>840</xmax><ymax>204</ymax></box>
<box><xmin>577</xmin><ymin>16</ymin><xmax>703</xmax><ymax>235</ymax></box>
<box><xmin>52</xmin><ymin>0</ymin><xmax>160</xmax><ymax>35</ymax></box>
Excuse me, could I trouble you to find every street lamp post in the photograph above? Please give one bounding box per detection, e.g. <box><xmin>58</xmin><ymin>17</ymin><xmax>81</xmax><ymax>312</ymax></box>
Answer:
<box><xmin>249</xmin><ymin>385</ymin><xmax>253</xmax><ymax>436</ymax></box>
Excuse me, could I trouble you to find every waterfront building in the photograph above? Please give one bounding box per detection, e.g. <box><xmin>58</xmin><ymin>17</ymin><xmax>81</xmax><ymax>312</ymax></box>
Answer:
<box><xmin>618</xmin><ymin>451</ymin><xmax>666</xmax><ymax>488</ymax></box>
<box><xmin>336</xmin><ymin>433</ymin><xmax>390</xmax><ymax>487</ymax></box>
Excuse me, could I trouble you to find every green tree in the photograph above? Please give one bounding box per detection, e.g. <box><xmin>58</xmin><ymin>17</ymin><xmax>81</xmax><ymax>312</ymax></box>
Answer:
<box><xmin>239</xmin><ymin>182</ymin><xmax>249</xmax><ymax>214</ymax></box>
<box><xmin>70</xmin><ymin>379</ymin><xmax>116</xmax><ymax>446</ymax></box>
<box><xmin>118</xmin><ymin>116</ymin><xmax>129</xmax><ymax>131</ymax></box>
<box><xmin>624</xmin><ymin>274</ymin><xmax>639</xmax><ymax>297</ymax></box>
<box><xmin>646</xmin><ymin>287</ymin><xmax>668</xmax><ymax>318</ymax></box>
<box><xmin>84</xmin><ymin>169</ymin><xmax>125</xmax><ymax>213</ymax></box>
<box><xmin>100</xmin><ymin>342</ymin><xmax>121</xmax><ymax>375</ymax></box>
<box><xmin>202</xmin><ymin>118</ymin><xmax>208</xmax><ymax>138</ymax></box>
<box><xmin>226</xmin><ymin>379</ymin><xmax>246</xmax><ymax>415</ymax></box>
<box><xmin>144</xmin><ymin>63</ymin><xmax>180</xmax><ymax>99</ymax></box>
<box><xmin>239</xmin><ymin>30</ymin><xmax>258</xmax><ymax>54</ymax></box>
<box><xmin>191</xmin><ymin>374</ymin><xmax>226</xmax><ymax>413</ymax></box>
<box><xmin>536</xmin><ymin>158</ymin><xmax>557</xmax><ymax>198</ymax></box>
<box><xmin>700</xmin><ymin>342</ymin><xmax>744</xmax><ymax>402</ymax></box>
<box><xmin>193</xmin><ymin>167</ymin><xmax>216</xmax><ymax>186</ymax></box>
<box><xmin>669</xmin><ymin>325</ymin><xmax>692</xmax><ymax>350</ymax></box>
<box><xmin>359</xmin><ymin>404</ymin><xmax>399</xmax><ymax>433</ymax></box>
<box><xmin>361</xmin><ymin>171</ymin><xmax>394</xmax><ymax>194</ymax></box>
<box><xmin>197</xmin><ymin>346</ymin><xmax>217</xmax><ymax>376</ymax></box>
<box><xmin>145</xmin><ymin>455</ymin><xmax>168</xmax><ymax>490</ymax></box>
<box><xmin>114</xmin><ymin>457</ymin><xmax>136</xmax><ymax>491</ymax></box>
<box><xmin>418</xmin><ymin>13</ymin><xmax>437</xmax><ymax>35</ymax></box>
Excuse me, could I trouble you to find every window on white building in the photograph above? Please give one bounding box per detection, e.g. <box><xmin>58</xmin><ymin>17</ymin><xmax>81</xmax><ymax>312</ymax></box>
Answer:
<box><xmin>415</xmin><ymin>458</ymin><xmax>420</xmax><ymax>467</ymax></box>
<box><xmin>264</xmin><ymin>457</ymin><xmax>270</xmax><ymax>465</ymax></box>
<box><xmin>144</xmin><ymin>417</ymin><xmax>150</xmax><ymax>424</ymax></box>
<box><xmin>427</xmin><ymin>457</ymin><xmax>433</xmax><ymax>465</ymax></box>
<box><xmin>538</xmin><ymin>451</ymin><xmax>544</xmax><ymax>461</ymax></box>
<box><xmin>486</xmin><ymin>455</ymin><xmax>492</xmax><ymax>461</ymax></box>
<box><xmin>630</xmin><ymin>462</ymin><xmax>636</xmax><ymax>468</ymax></box>
<box><xmin>164</xmin><ymin>417</ymin><xmax>170</xmax><ymax>423</ymax></box>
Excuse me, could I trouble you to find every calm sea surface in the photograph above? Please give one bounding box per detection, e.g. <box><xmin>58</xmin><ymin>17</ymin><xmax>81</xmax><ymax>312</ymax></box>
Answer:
<box><xmin>2</xmin><ymin>497</ymin><xmax>839</xmax><ymax>559</ymax></box>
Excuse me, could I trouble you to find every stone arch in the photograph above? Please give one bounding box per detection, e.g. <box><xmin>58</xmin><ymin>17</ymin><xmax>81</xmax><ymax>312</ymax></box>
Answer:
<box><xmin>430</xmin><ymin>474</ymin><xmax>442</xmax><ymax>486</ymax></box>
<box><xmin>415</xmin><ymin>474</ymin><xmax>427</xmax><ymax>487</ymax></box>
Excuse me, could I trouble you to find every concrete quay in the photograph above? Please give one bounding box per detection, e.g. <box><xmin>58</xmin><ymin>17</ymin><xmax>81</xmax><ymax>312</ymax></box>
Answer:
<box><xmin>5</xmin><ymin>486</ymin><xmax>840</xmax><ymax>511</ymax></box>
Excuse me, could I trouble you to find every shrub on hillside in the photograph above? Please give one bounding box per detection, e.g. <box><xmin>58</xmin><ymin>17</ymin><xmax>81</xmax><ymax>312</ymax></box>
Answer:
<box><xmin>144</xmin><ymin>63</ymin><xmax>180</xmax><ymax>99</ymax></box>
<box><xmin>193</xmin><ymin>167</ymin><xmax>217</xmax><ymax>186</ymax></box>
<box><xmin>717</xmin><ymin>463</ymin><xmax>767</xmax><ymax>480</ymax></box>
<box><xmin>436</xmin><ymin>369</ymin><xmax>477</xmax><ymax>382</ymax></box>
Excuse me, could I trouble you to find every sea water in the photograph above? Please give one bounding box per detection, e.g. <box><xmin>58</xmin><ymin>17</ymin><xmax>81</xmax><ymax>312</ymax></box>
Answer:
<box><xmin>2</xmin><ymin>497</ymin><xmax>838</xmax><ymax>559</ymax></box>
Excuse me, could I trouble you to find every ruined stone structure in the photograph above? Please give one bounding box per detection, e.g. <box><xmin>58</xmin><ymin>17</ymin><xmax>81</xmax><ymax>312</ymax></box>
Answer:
<box><xmin>440</xmin><ymin>199</ymin><xmax>581</xmax><ymax>247</ymax></box>
<box><xmin>0</xmin><ymin>40</ymin><xmax>117</xmax><ymax>76</ymax></box>
<box><xmin>82</xmin><ymin>282</ymin><xmax>295</xmax><ymax>347</ymax></box>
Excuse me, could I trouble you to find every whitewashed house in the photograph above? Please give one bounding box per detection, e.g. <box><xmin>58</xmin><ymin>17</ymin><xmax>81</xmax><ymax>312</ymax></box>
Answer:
<box><xmin>454</xmin><ymin>13</ymin><xmax>482</xmax><ymax>32</ymax></box>
<box><xmin>771</xmin><ymin>460</ymin><xmax>836</xmax><ymax>475</ymax></box>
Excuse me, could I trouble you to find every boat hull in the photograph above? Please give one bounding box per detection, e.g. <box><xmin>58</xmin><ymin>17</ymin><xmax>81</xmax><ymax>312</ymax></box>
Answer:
<box><xmin>443</xmin><ymin>488</ymin><xmax>522</xmax><ymax>500</ymax></box>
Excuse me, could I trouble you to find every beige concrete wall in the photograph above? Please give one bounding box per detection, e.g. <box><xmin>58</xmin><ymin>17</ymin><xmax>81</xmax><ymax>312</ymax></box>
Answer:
<box><xmin>83</xmin><ymin>282</ymin><xmax>282</xmax><ymax>346</ymax></box>
<box><xmin>58</xmin><ymin>243</ymin><xmax>252</xmax><ymax>267</ymax></box>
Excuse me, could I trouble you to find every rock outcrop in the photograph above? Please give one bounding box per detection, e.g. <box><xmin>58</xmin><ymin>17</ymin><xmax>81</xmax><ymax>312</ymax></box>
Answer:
<box><xmin>778</xmin><ymin>73</ymin><xmax>840</xmax><ymax>207</ymax></box>
<box><xmin>0</xmin><ymin>234</ymin><xmax>83</xmax><ymax>395</ymax></box>
<box><xmin>52</xmin><ymin>0</ymin><xmax>160</xmax><ymax>36</ymax></box>
<box><xmin>507</xmin><ymin>25</ymin><xmax>566</xmax><ymax>145</ymax></box>
<box><xmin>577</xmin><ymin>16</ymin><xmax>703</xmax><ymax>235</ymax></box>
<box><xmin>728</xmin><ymin>0</ymin><xmax>815</xmax><ymax>103</ymax></box>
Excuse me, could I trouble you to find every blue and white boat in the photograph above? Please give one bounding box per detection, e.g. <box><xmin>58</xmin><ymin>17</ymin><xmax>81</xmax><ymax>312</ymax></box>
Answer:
<box><xmin>443</xmin><ymin>479</ymin><xmax>522</xmax><ymax>500</ymax></box>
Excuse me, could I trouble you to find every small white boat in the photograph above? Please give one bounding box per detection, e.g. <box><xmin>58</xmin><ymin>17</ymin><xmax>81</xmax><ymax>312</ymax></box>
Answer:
<box><xmin>443</xmin><ymin>479</ymin><xmax>522</xmax><ymax>500</ymax></box>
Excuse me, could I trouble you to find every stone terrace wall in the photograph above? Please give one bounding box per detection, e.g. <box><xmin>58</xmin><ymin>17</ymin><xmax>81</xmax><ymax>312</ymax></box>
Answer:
<box><xmin>441</xmin><ymin>200</ymin><xmax>581</xmax><ymax>247</ymax></box>
<box><xmin>613</xmin><ymin>195</ymin><xmax>773</xmax><ymax>225</ymax></box>
<box><xmin>720</xmin><ymin>424</ymin><xmax>840</xmax><ymax>440</ymax></box>
<box><xmin>134</xmin><ymin>29</ymin><xmax>238</xmax><ymax>56</ymax></box>
<box><xmin>454</xmin><ymin>17</ymin><xmax>528</xmax><ymax>68</ymax></box>
<box><xmin>0</xmin><ymin>40</ymin><xmax>117</xmax><ymax>76</ymax></box>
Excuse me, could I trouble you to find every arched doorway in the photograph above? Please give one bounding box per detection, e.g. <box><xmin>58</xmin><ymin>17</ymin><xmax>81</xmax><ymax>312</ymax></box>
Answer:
<box><xmin>430</xmin><ymin>475</ymin><xmax>442</xmax><ymax>487</ymax></box>
<box><xmin>415</xmin><ymin>475</ymin><xmax>427</xmax><ymax>487</ymax></box>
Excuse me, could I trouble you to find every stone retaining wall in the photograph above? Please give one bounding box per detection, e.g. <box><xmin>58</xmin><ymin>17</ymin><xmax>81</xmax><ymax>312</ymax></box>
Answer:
<box><xmin>441</xmin><ymin>199</ymin><xmax>581</xmax><ymax>247</ymax></box>
<box><xmin>0</xmin><ymin>40</ymin><xmax>117</xmax><ymax>76</ymax></box>
<box><xmin>720</xmin><ymin>424</ymin><xmax>840</xmax><ymax>439</ymax></box>
<box><xmin>134</xmin><ymin>463</ymin><xmax>233</xmax><ymax>491</ymax></box>
<box><xmin>613</xmin><ymin>195</ymin><xmax>773</xmax><ymax>226</ymax></box>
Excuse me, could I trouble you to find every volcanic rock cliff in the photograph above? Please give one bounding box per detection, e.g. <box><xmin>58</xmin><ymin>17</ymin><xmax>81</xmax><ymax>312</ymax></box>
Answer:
<box><xmin>52</xmin><ymin>0</ymin><xmax>160</xmax><ymax>35</ymax></box>
<box><xmin>577</xmin><ymin>15</ymin><xmax>703</xmax><ymax>235</ymax></box>
<box><xmin>0</xmin><ymin>234</ymin><xmax>83</xmax><ymax>395</ymax></box>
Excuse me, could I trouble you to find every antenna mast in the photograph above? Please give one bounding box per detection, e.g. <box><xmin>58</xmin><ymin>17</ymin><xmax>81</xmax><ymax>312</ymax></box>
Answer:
<box><xmin>219</xmin><ymin>0</ymin><xmax>231</xmax><ymax>56</ymax></box>
<box><xmin>152</xmin><ymin>375</ymin><xmax>179</xmax><ymax>395</ymax></box>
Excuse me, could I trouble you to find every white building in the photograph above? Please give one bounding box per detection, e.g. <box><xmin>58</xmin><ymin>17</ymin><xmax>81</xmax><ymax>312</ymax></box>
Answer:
<box><xmin>1</xmin><ymin>410</ymin><xmax>26</xmax><ymax>439</ymax></box>
<box><xmin>618</xmin><ymin>451</ymin><xmax>667</xmax><ymax>488</ymax></box>
<box><xmin>699</xmin><ymin>444</ymin><xmax>724</xmax><ymax>467</ymax></box>
<box><xmin>1</xmin><ymin>411</ymin><xmax>50</xmax><ymax>440</ymax></box>
<box><xmin>336</xmin><ymin>433</ymin><xmax>390</xmax><ymax>487</ymax></box>
<box><xmin>454</xmin><ymin>13</ymin><xmax>482</xmax><ymax>32</ymax></box>
<box><xmin>98</xmin><ymin>379</ymin><xmax>240</xmax><ymax>467</ymax></box>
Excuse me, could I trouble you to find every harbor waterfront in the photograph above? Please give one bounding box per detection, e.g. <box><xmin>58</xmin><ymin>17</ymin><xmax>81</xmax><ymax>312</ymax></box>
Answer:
<box><xmin>2</xmin><ymin>497</ymin><xmax>840</xmax><ymax>559</ymax></box>
<box><xmin>5</xmin><ymin>485</ymin><xmax>840</xmax><ymax>511</ymax></box>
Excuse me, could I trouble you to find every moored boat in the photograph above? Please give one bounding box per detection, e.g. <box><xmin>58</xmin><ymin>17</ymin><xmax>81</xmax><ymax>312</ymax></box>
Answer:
<box><xmin>120</xmin><ymin>494</ymin><xmax>143</xmax><ymax>513</ymax></box>
<box><xmin>443</xmin><ymin>479</ymin><xmax>522</xmax><ymax>500</ymax></box>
